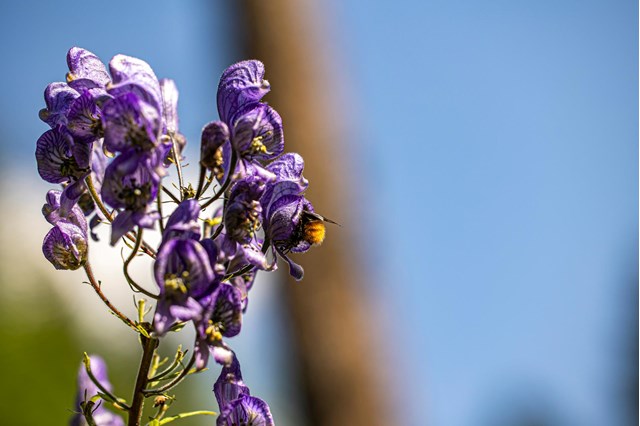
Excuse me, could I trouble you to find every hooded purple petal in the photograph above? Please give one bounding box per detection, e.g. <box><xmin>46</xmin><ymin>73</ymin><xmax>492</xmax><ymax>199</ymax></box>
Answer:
<box><xmin>36</xmin><ymin>129</ymin><xmax>89</xmax><ymax>184</ymax></box>
<box><xmin>108</xmin><ymin>54</ymin><xmax>162</xmax><ymax>115</ymax></box>
<box><xmin>213</xmin><ymin>355</ymin><xmax>249</xmax><ymax>408</ymax></box>
<box><xmin>66</xmin><ymin>47</ymin><xmax>111</xmax><ymax>88</ymax></box>
<box><xmin>162</xmin><ymin>199</ymin><xmax>202</xmax><ymax>241</ymax></box>
<box><xmin>262</xmin><ymin>152</ymin><xmax>308</xmax><ymax>208</ymax></box>
<box><xmin>39</xmin><ymin>82</ymin><xmax>79</xmax><ymax>128</ymax></box>
<box><xmin>217</xmin><ymin>60</ymin><xmax>270</xmax><ymax>123</ymax></box>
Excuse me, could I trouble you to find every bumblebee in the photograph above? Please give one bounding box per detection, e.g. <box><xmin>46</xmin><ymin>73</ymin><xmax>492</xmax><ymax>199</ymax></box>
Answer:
<box><xmin>296</xmin><ymin>211</ymin><xmax>338</xmax><ymax>246</ymax></box>
<box><xmin>273</xmin><ymin>208</ymin><xmax>339</xmax><ymax>255</ymax></box>
<box><xmin>300</xmin><ymin>212</ymin><xmax>327</xmax><ymax>246</ymax></box>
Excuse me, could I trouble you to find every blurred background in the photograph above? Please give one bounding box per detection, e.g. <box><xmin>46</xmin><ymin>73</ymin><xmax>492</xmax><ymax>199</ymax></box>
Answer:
<box><xmin>0</xmin><ymin>0</ymin><xmax>636</xmax><ymax>425</ymax></box>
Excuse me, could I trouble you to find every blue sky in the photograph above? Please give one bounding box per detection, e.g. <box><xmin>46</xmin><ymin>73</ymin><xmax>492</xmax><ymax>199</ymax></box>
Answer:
<box><xmin>0</xmin><ymin>1</ymin><xmax>636</xmax><ymax>425</ymax></box>
<box><xmin>338</xmin><ymin>1</ymin><xmax>637</xmax><ymax>424</ymax></box>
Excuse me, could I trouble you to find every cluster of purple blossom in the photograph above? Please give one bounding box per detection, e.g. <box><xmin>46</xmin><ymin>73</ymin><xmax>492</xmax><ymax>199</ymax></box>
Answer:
<box><xmin>36</xmin><ymin>47</ymin><xmax>330</xmax><ymax>425</ymax></box>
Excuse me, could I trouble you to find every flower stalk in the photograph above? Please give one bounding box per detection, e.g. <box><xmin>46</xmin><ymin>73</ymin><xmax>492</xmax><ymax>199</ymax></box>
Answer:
<box><xmin>128</xmin><ymin>333</ymin><xmax>158</xmax><ymax>426</ymax></box>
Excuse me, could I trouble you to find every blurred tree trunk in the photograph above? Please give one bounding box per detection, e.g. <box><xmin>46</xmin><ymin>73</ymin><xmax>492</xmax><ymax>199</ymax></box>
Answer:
<box><xmin>237</xmin><ymin>2</ymin><xmax>391</xmax><ymax>426</ymax></box>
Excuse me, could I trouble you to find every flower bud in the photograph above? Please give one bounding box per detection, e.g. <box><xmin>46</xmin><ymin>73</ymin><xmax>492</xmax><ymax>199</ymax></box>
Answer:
<box><xmin>42</xmin><ymin>222</ymin><xmax>88</xmax><ymax>270</ymax></box>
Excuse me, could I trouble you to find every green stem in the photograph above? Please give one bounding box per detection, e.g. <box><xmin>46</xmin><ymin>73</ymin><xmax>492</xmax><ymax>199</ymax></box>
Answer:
<box><xmin>123</xmin><ymin>228</ymin><xmax>159</xmax><ymax>299</ymax></box>
<box><xmin>158</xmin><ymin>411</ymin><xmax>216</xmax><ymax>425</ymax></box>
<box><xmin>83</xmin><ymin>262</ymin><xmax>139</xmax><ymax>333</ymax></box>
<box><xmin>200</xmin><ymin>169</ymin><xmax>215</xmax><ymax>197</ymax></box>
<box><xmin>128</xmin><ymin>335</ymin><xmax>158</xmax><ymax>426</ymax></box>
<box><xmin>83</xmin><ymin>352</ymin><xmax>130</xmax><ymax>410</ymax></box>
<box><xmin>143</xmin><ymin>354</ymin><xmax>196</xmax><ymax>396</ymax></box>
<box><xmin>194</xmin><ymin>165</ymin><xmax>206</xmax><ymax>199</ymax></box>
<box><xmin>162</xmin><ymin>186</ymin><xmax>181</xmax><ymax>204</ymax></box>
<box><xmin>156</xmin><ymin>189</ymin><xmax>165</xmax><ymax>234</ymax></box>
<box><xmin>148</xmin><ymin>350</ymin><xmax>185</xmax><ymax>383</ymax></box>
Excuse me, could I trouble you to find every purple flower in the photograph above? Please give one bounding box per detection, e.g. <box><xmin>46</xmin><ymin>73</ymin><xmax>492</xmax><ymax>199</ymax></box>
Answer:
<box><xmin>200</xmin><ymin>121</ymin><xmax>231</xmax><ymax>181</ymax></box>
<box><xmin>108</xmin><ymin>54</ymin><xmax>163</xmax><ymax>116</ymax></box>
<box><xmin>66</xmin><ymin>90</ymin><xmax>103</xmax><ymax>143</ymax></box>
<box><xmin>221</xmin><ymin>176</ymin><xmax>272</xmax><ymax>271</ymax></box>
<box><xmin>261</xmin><ymin>153</ymin><xmax>324</xmax><ymax>281</ymax></box>
<box><xmin>36</xmin><ymin>128</ymin><xmax>90</xmax><ymax>184</ymax></box>
<box><xmin>101</xmin><ymin>149</ymin><xmax>165</xmax><ymax>244</ymax></box>
<box><xmin>231</xmin><ymin>103</ymin><xmax>283</xmax><ymax>164</ymax></box>
<box><xmin>217</xmin><ymin>395</ymin><xmax>274</xmax><ymax>426</ymax></box>
<box><xmin>213</xmin><ymin>355</ymin><xmax>249</xmax><ymax>406</ymax></box>
<box><xmin>217</xmin><ymin>60</ymin><xmax>270</xmax><ymax>124</ymax></box>
<box><xmin>203</xmin><ymin>61</ymin><xmax>282</xmax><ymax>182</ymax></box>
<box><xmin>194</xmin><ymin>283</ymin><xmax>243</xmax><ymax>369</ymax></box>
<box><xmin>153</xmin><ymin>238</ymin><xmax>216</xmax><ymax>335</ymax></box>
<box><xmin>162</xmin><ymin>199</ymin><xmax>202</xmax><ymax>242</ymax></box>
<box><xmin>102</xmin><ymin>92</ymin><xmax>161</xmax><ymax>153</ymax></box>
<box><xmin>42</xmin><ymin>190</ymin><xmax>88</xmax><ymax>234</ymax></box>
<box><xmin>70</xmin><ymin>355</ymin><xmax>124</xmax><ymax>426</ymax></box>
<box><xmin>225</xmin><ymin>177</ymin><xmax>265</xmax><ymax>244</ymax></box>
<box><xmin>42</xmin><ymin>222</ymin><xmax>88</xmax><ymax>270</ymax></box>
<box><xmin>41</xmin><ymin>48</ymin><xmax>110</xmax><ymax>135</ymax></box>
<box><xmin>213</xmin><ymin>356</ymin><xmax>274</xmax><ymax>426</ymax></box>
<box><xmin>226</xmin><ymin>260</ymin><xmax>256</xmax><ymax>313</ymax></box>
